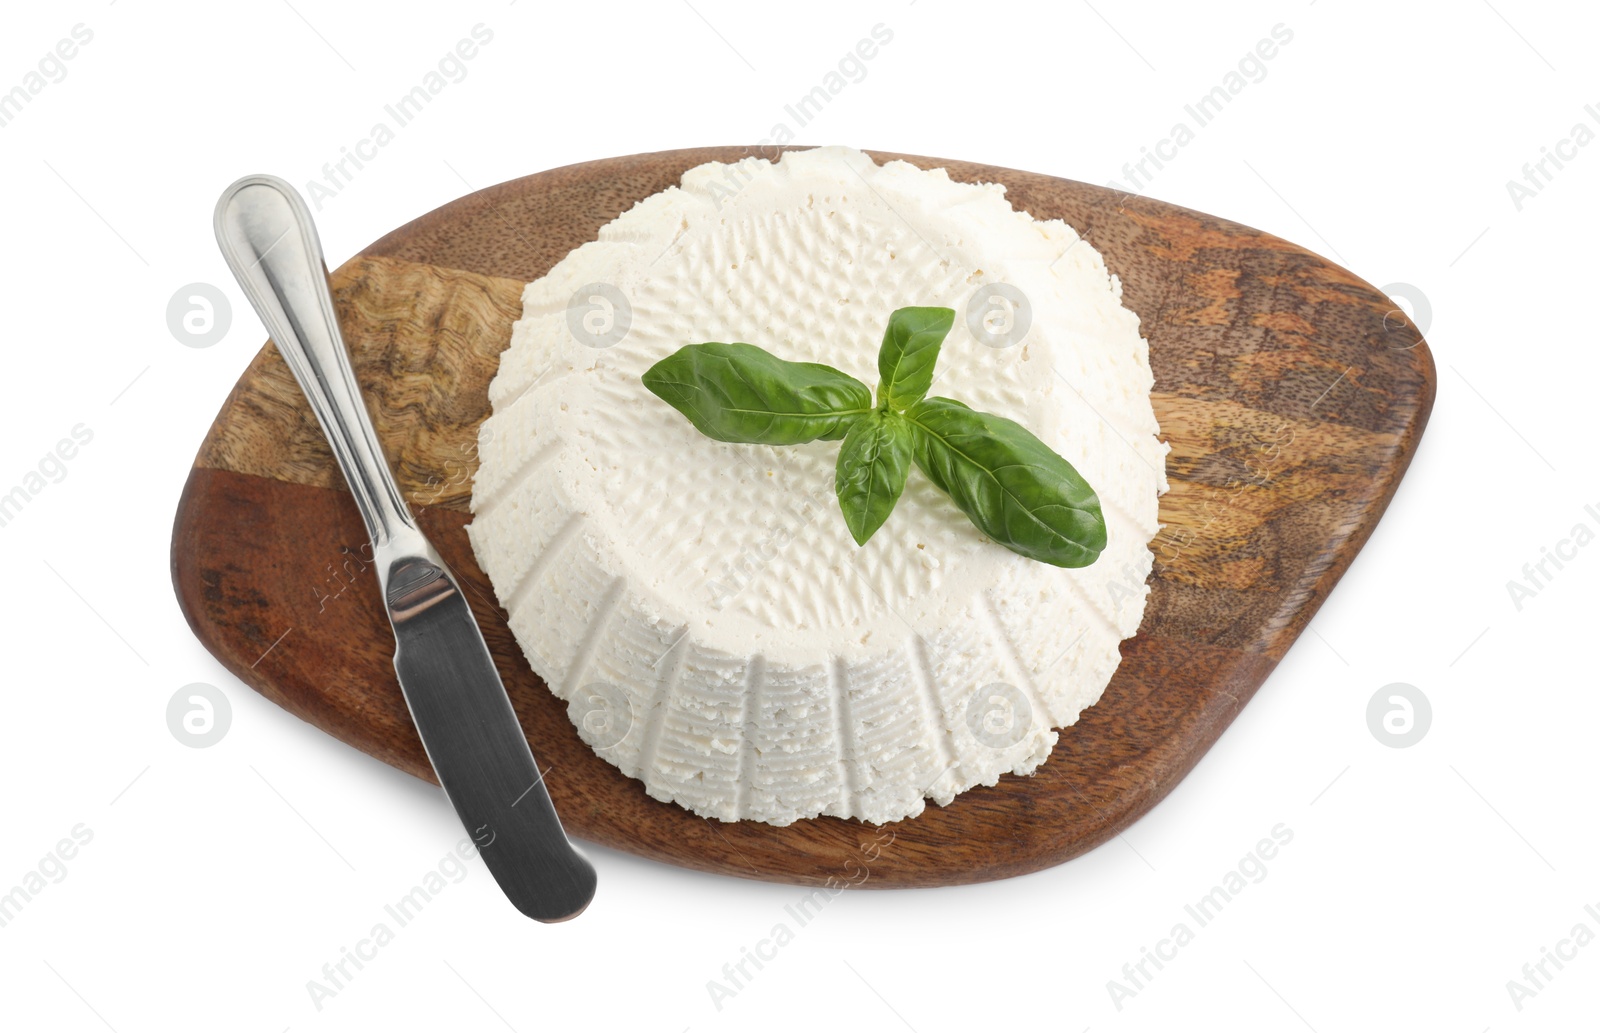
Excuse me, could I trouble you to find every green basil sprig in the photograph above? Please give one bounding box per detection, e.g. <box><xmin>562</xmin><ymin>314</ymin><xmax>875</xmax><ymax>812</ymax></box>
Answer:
<box><xmin>640</xmin><ymin>341</ymin><xmax>872</xmax><ymax>444</ymax></box>
<box><xmin>905</xmin><ymin>397</ymin><xmax>1105</xmax><ymax>566</ymax></box>
<box><xmin>641</xmin><ymin>307</ymin><xmax>1106</xmax><ymax>567</ymax></box>
<box><xmin>835</xmin><ymin>410</ymin><xmax>913</xmax><ymax>546</ymax></box>
<box><xmin>877</xmin><ymin>306</ymin><xmax>953</xmax><ymax>412</ymax></box>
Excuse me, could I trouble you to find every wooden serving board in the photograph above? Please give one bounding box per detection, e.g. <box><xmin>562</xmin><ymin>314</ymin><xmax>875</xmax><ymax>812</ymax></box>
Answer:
<box><xmin>172</xmin><ymin>147</ymin><xmax>1434</xmax><ymax>888</ymax></box>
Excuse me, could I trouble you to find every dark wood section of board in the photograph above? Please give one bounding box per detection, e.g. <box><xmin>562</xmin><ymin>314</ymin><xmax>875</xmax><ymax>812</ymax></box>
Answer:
<box><xmin>171</xmin><ymin>147</ymin><xmax>1435</xmax><ymax>888</ymax></box>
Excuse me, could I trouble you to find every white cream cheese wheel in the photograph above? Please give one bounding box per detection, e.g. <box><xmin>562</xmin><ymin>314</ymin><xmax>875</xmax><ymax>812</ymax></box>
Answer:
<box><xmin>467</xmin><ymin>146</ymin><xmax>1167</xmax><ymax>826</ymax></box>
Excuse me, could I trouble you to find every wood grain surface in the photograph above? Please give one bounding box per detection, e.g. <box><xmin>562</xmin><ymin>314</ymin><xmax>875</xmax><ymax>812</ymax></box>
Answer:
<box><xmin>171</xmin><ymin>146</ymin><xmax>1435</xmax><ymax>888</ymax></box>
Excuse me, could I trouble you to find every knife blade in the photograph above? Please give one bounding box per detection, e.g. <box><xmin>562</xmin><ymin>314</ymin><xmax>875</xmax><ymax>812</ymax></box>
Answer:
<box><xmin>214</xmin><ymin>174</ymin><xmax>597</xmax><ymax>922</ymax></box>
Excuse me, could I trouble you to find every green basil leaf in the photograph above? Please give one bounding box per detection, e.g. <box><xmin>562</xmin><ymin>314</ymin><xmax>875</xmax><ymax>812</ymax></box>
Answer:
<box><xmin>834</xmin><ymin>411</ymin><xmax>913</xmax><ymax>546</ymax></box>
<box><xmin>905</xmin><ymin>397</ymin><xmax>1106</xmax><ymax>567</ymax></box>
<box><xmin>643</xmin><ymin>342</ymin><xmax>872</xmax><ymax>444</ymax></box>
<box><xmin>876</xmin><ymin>306</ymin><xmax>955</xmax><ymax>412</ymax></box>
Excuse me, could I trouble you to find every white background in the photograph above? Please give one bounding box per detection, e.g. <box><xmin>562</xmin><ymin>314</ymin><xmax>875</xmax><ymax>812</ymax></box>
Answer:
<box><xmin>1</xmin><ymin>1</ymin><xmax>1594</xmax><ymax>1030</ymax></box>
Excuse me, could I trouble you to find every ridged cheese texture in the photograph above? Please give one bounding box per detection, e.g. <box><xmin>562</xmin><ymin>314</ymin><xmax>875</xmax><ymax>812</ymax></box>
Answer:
<box><xmin>467</xmin><ymin>146</ymin><xmax>1167</xmax><ymax>826</ymax></box>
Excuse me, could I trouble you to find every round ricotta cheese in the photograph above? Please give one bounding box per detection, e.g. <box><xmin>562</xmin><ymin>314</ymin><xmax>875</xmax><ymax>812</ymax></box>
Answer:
<box><xmin>467</xmin><ymin>146</ymin><xmax>1167</xmax><ymax>826</ymax></box>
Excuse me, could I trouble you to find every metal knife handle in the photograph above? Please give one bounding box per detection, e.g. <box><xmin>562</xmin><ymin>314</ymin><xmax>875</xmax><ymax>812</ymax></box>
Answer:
<box><xmin>214</xmin><ymin>175</ymin><xmax>422</xmax><ymax>556</ymax></box>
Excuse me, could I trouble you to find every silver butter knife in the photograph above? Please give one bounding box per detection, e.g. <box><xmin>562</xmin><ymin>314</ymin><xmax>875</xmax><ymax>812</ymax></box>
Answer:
<box><xmin>215</xmin><ymin>175</ymin><xmax>597</xmax><ymax>922</ymax></box>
